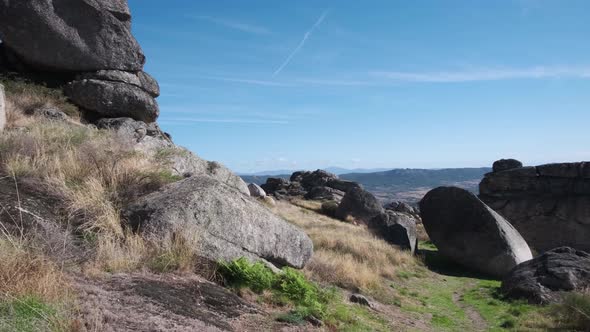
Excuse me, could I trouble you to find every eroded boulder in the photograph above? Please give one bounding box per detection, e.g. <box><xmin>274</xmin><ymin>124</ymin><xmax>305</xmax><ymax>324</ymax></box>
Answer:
<box><xmin>304</xmin><ymin>186</ymin><xmax>345</xmax><ymax>202</ymax></box>
<box><xmin>493</xmin><ymin>158</ymin><xmax>523</xmax><ymax>173</ymax></box>
<box><xmin>335</xmin><ymin>187</ymin><xmax>383</xmax><ymax>224</ymax></box>
<box><xmin>65</xmin><ymin>79</ymin><xmax>159</xmax><ymax>123</ymax></box>
<box><xmin>248</xmin><ymin>183</ymin><xmax>266</xmax><ymax>198</ymax></box>
<box><xmin>502</xmin><ymin>247</ymin><xmax>590</xmax><ymax>304</ymax></box>
<box><xmin>123</xmin><ymin>176</ymin><xmax>313</xmax><ymax>269</ymax></box>
<box><xmin>420</xmin><ymin>186</ymin><xmax>532</xmax><ymax>277</ymax></box>
<box><xmin>0</xmin><ymin>0</ymin><xmax>145</xmax><ymax>72</ymax></box>
<box><xmin>370</xmin><ymin>210</ymin><xmax>418</xmax><ymax>254</ymax></box>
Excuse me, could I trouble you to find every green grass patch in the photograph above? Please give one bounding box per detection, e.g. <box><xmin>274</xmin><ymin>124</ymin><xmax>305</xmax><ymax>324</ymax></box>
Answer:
<box><xmin>0</xmin><ymin>296</ymin><xmax>68</xmax><ymax>332</ymax></box>
<box><xmin>462</xmin><ymin>279</ymin><xmax>547</xmax><ymax>331</ymax></box>
<box><xmin>218</xmin><ymin>258</ymin><xmax>391</xmax><ymax>330</ymax></box>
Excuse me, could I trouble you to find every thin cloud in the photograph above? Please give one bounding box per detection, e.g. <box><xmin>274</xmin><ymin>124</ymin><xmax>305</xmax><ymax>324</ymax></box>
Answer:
<box><xmin>197</xmin><ymin>75</ymin><xmax>295</xmax><ymax>87</ymax></box>
<box><xmin>273</xmin><ymin>10</ymin><xmax>329</xmax><ymax>77</ymax></box>
<box><xmin>371</xmin><ymin>66</ymin><xmax>590</xmax><ymax>83</ymax></box>
<box><xmin>192</xmin><ymin>15</ymin><xmax>271</xmax><ymax>35</ymax></box>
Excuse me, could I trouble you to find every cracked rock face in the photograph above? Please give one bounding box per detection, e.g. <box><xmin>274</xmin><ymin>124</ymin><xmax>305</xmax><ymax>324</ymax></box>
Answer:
<box><xmin>123</xmin><ymin>176</ymin><xmax>314</xmax><ymax>269</ymax></box>
<box><xmin>420</xmin><ymin>186</ymin><xmax>532</xmax><ymax>278</ymax></box>
<box><xmin>501</xmin><ymin>247</ymin><xmax>590</xmax><ymax>304</ymax></box>
<box><xmin>480</xmin><ymin>162</ymin><xmax>590</xmax><ymax>252</ymax></box>
<box><xmin>0</xmin><ymin>0</ymin><xmax>144</xmax><ymax>71</ymax></box>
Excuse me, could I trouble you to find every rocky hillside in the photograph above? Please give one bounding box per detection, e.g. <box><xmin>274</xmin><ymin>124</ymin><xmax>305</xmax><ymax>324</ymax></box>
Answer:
<box><xmin>242</xmin><ymin>167</ymin><xmax>491</xmax><ymax>204</ymax></box>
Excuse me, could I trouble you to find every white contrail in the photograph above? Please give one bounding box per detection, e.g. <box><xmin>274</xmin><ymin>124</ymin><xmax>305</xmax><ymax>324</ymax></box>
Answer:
<box><xmin>273</xmin><ymin>10</ymin><xmax>329</xmax><ymax>77</ymax></box>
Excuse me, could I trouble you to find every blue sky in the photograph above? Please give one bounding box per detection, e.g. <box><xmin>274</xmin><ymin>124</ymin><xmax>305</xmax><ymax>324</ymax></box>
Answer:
<box><xmin>128</xmin><ymin>0</ymin><xmax>590</xmax><ymax>173</ymax></box>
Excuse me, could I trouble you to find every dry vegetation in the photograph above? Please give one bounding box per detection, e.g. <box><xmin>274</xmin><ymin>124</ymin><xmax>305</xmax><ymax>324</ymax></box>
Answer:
<box><xmin>273</xmin><ymin>199</ymin><xmax>421</xmax><ymax>292</ymax></box>
<box><xmin>0</xmin><ymin>82</ymin><xmax>200</xmax><ymax>276</ymax></box>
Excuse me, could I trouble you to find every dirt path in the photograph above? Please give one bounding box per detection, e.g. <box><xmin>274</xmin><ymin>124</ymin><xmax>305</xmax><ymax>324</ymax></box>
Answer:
<box><xmin>452</xmin><ymin>281</ymin><xmax>487</xmax><ymax>331</ymax></box>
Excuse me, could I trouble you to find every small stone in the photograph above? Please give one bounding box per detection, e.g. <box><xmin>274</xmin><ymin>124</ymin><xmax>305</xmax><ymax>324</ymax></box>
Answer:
<box><xmin>350</xmin><ymin>294</ymin><xmax>373</xmax><ymax>307</ymax></box>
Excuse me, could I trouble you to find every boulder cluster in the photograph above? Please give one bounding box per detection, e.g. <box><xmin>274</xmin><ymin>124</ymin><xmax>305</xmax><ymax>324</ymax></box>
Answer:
<box><xmin>0</xmin><ymin>0</ymin><xmax>158</xmax><ymax>123</ymax></box>
<box><xmin>260</xmin><ymin>170</ymin><xmax>420</xmax><ymax>254</ymax></box>
<box><xmin>418</xmin><ymin>158</ymin><xmax>590</xmax><ymax>303</ymax></box>
<box><xmin>262</xmin><ymin>169</ymin><xmax>361</xmax><ymax>202</ymax></box>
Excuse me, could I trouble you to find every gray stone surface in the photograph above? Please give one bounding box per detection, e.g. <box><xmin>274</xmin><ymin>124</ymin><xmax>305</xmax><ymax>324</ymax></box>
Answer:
<box><xmin>370</xmin><ymin>211</ymin><xmax>418</xmax><ymax>254</ymax></box>
<box><xmin>247</xmin><ymin>183</ymin><xmax>266</xmax><ymax>198</ymax></box>
<box><xmin>0</xmin><ymin>0</ymin><xmax>144</xmax><ymax>71</ymax></box>
<box><xmin>480</xmin><ymin>162</ymin><xmax>590</xmax><ymax>252</ymax></box>
<box><xmin>0</xmin><ymin>84</ymin><xmax>5</xmax><ymax>131</ymax></box>
<box><xmin>335</xmin><ymin>187</ymin><xmax>384</xmax><ymax>224</ymax></box>
<box><xmin>501</xmin><ymin>247</ymin><xmax>590</xmax><ymax>304</ymax></box>
<box><xmin>123</xmin><ymin>176</ymin><xmax>314</xmax><ymax>269</ymax></box>
<box><xmin>420</xmin><ymin>186</ymin><xmax>532</xmax><ymax>277</ymax></box>
<box><xmin>65</xmin><ymin>79</ymin><xmax>159</xmax><ymax>122</ymax></box>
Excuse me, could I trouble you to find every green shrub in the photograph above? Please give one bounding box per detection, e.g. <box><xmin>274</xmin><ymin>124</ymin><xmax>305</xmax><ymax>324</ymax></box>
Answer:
<box><xmin>218</xmin><ymin>257</ymin><xmax>275</xmax><ymax>294</ymax></box>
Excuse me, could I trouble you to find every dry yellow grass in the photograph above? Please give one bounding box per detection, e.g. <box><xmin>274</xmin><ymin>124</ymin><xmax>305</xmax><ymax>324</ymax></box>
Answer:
<box><xmin>273</xmin><ymin>199</ymin><xmax>419</xmax><ymax>291</ymax></box>
<box><xmin>0</xmin><ymin>237</ymin><xmax>69</xmax><ymax>303</ymax></box>
<box><xmin>2</xmin><ymin>77</ymin><xmax>79</xmax><ymax>129</ymax></box>
<box><xmin>0</xmin><ymin>118</ymin><xmax>190</xmax><ymax>273</ymax></box>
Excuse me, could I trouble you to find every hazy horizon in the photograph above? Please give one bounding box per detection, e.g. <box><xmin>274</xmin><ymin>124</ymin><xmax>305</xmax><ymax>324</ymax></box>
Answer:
<box><xmin>129</xmin><ymin>0</ymin><xmax>590</xmax><ymax>173</ymax></box>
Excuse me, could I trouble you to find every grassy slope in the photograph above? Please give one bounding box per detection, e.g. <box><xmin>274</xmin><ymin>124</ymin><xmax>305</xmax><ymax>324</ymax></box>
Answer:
<box><xmin>274</xmin><ymin>200</ymin><xmax>556</xmax><ymax>331</ymax></box>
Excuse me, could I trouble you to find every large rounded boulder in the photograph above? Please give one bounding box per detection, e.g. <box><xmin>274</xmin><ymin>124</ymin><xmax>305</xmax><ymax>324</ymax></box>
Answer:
<box><xmin>335</xmin><ymin>187</ymin><xmax>383</xmax><ymax>224</ymax></box>
<box><xmin>420</xmin><ymin>186</ymin><xmax>532</xmax><ymax>277</ymax></box>
<box><xmin>502</xmin><ymin>247</ymin><xmax>590</xmax><ymax>304</ymax></box>
<box><xmin>123</xmin><ymin>176</ymin><xmax>313</xmax><ymax>269</ymax></box>
<box><xmin>0</xmin><ymin>0</ymin><xmax>145</xmax><ymax>71</ymax></box>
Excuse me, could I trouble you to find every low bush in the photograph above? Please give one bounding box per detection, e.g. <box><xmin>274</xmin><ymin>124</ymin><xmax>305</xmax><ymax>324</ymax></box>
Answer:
<box><xmin>218</xmin><ymin>258</ymin><xmax>331</xmax><ymax>320</ymax></box>
<box><xmin>551</xmin><ymin>291</ymin><xmax>590</xmax><ymax>330</ymax></box>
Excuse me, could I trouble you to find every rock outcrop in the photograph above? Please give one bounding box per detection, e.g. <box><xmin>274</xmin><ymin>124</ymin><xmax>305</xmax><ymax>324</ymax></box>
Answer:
<box><xmin>0</xmin><ymin>84</ymin><xmax>5</xmax><ymax>131</ymax></box>
<box><xmin>370</xmin><ymin>210</ymin><xmax>417</xmax><ymax>254</ymax></box>
<box><xmin>123</xmin><ymin>176</ymin><xmax>313</xmax><ymax>269</ymax></box>
<box><xmin>0</xmin><ymin>0</ymin><xmax>144</xmax><ymax>72</ymax></box>
<box><xmin>0</xmin><ymin>0</ymin><xmax>159</xmax><ymax>123</ymax></box>
<box><xmin>501</xmin><ymin>247</ymin><xmax>590</xmax><ymax>304</ymax></box>
<box><xmin>420</xmin><ymin>186</ymin><xmax>532</xmax><ymax>277</ymax></box>
<box><xmin>480</xmin><ymin>161</ymin><xmax>590</xmax><ymax>252</ymax></box>
<box><xmin>96</xmin><ymin>117</ymin><xmax>250</xmax><ymax>196</ymax></box>
<box><xmin>335</xmin><ymin>187</ymin><xmax>384</xmax><ymax>224</ymax></box>
<box><xmin>262</xmin><ymin>169</ymin><xmax>361</xmax><ymax>203</ymax></box>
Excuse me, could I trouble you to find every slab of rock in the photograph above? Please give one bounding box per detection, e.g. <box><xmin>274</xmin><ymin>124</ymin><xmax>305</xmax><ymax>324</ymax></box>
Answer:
<box><xmin>493</xmin><ymin>159</ymin><xmax>523</xmax><ymax>172</ymax></box>
<box><xmin>0</xmin><ymin>0</ymin><xmax>145</xmax><ymax>71</ymax></box>
<box><xmin>29</xmin><ymin>106</ymin><xmax>68</xmax><ymax>121</ymax></box>
<box><xmin>248</xmin><ymin>183</ymin><xmax>266</xmax><ymax>198</ymax></box>
<box><xmin>78</xmin><ymin>70</ymin><xmax>160</xmax><ymax>97</ymax></box>
<box><xmin>335</xmin><ymin>187</ymin><xmax>383</xmax><ymax>224</ymax></box>
<box><xmin>65</xmin><ymin>79</ymin><xmax>159</xmax><ymax>123</ymax></box>
<box><xmin>480</xmin><ymin>161</ymin><xmax>590</xmax><ymax>252</ymax></box>
<box><xmin>298</xmin><ymin>170</ymin><xmax>338</xmax><ymax>191</ymax></box>
<box><xmin>370</xmin><ymin>211</ymin><xmax>418</xmax><ymax>254</ymax></box>
<box><xmin>501</xmin><ymin>247</ymin><xmax>590</xmax><ymax>304</ymax></box>
<box><xmin>0</xmin><ymin>84</ymin><xmax>5</xmax><ymax>131</ymax></box>
<box><xmin>304</xmin><ymin>186</ymin><xmax>345</xmax><ymax>202</ymax></box>
<box><xmin>326</xmin><ymin>179</ymin><xmax>362</xmax><ymax>193</ymax></box>
<box><xmin>123</xmin><ymin>176</ymin><xmax>313</xmax><ymax>269</ymax></box>
<box><xmin>420</xmin><ymin>186</ymin><xmax>532</xmax><ymax>277</ymax></box>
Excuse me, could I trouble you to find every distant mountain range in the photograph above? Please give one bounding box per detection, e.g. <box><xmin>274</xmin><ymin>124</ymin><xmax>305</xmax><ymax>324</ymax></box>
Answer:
<box><xmin>240</xmin><ymin>167</ymin><xmax>492</xmax><ymax>204</ymax></box>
